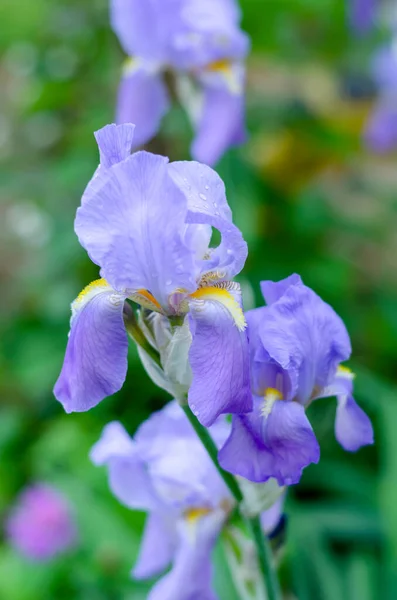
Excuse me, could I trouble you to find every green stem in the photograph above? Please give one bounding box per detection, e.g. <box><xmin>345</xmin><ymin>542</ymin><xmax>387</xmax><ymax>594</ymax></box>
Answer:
<box><xmin>181</xmin><ymin>404</ymin><xmax>243</xmax><ymax>503</ymax></box>
<box><xmin>247</xmin><ymin>515</ymin><xmax>282</xmax><ymax>600</ymax></box>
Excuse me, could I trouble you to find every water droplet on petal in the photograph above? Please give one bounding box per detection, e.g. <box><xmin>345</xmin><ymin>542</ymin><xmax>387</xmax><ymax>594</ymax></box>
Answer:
<box><xmin>226</xmin><ymin>249</ymin><xmax>233</xmax><ymax>255</ymax></box>
<box><xmin>205</xmin><ymin>185</ymin><xmax>209</xmax><ymax>190</ymax></box>
<box><xmin>213</xmin><ymin>202</ymin><xmax>218</xmax><ymax>208</ymax></box>
<box><xmin>166</xmin><ymin>279</ymin><xmax>172</xmax><ymax>285</ymax></box>
<box><xmin>191</xmin><ymin>403</ymin><xmax>196</xmax><ymax>410</ymax></box>
<box><xmin>199</xmin><ymin>193</ymin><xmax>207</xmax><ymax>201</ymax></box>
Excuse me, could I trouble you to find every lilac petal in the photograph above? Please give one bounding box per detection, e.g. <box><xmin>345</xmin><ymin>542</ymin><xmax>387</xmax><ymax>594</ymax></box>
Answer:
<box><xmin>260</xmin><ymin>273</ymin><xmax>302</xmax><ymax>306</ymax></box>
<box><xmin>110</xmin><ymin>0</ymin><xmax>164</xmax><ymax>61</ymax></box>
<box><xmin>191</xmin><ymin>83</ymin><xmax>246</xmax><ymax>166</ymax></box>
<box><xmin>133</xmin><ymin>512</ymin><xmax>177</xmax><ymax>579</ymax></box>
<box><xmin>75</xmin><ymin>152</ymin><xmax>196</xmax><ymax>306</ymax></box>
<box><xmin>147</xmin><ymin>512</ymin><xmax>221</xmax><ymax>600</ymax></box>
<box><xmin>116</xmin><ymin>67</ymin><xmax>169</xmax><ymax>147</ymax></box>
<box><xmin>219</xmin><ymin>400</ymin><xmax>320</xmax><ymax>485</ymax></box>
<box><xmin>167</xmin><ymin>0</ymin><xmax>249</xmax><ymax>70</ymax></box>
<box><xmin>90</xmin><ymin>422</ymin><xmax>159</xmax><ymax>511</ymax></box>
<box><xmin>263</xmin><ymin>401</ymin><xmax>320</xmax><ymax>485</ymax></box>
<box><xmin>94</xmin><ymin>123</ymin><xmax>135</xmax><ymax>168</ymax></box>
<box><xmin>188</xmin><ymin>297</ymin><xmax>251</xmax><ymax>427</ymax></box>
<box><xmin>218</xmin><ymin>411</ymin><xmax>275</xmax><ymax>483</ymax></box>
<box><xmin>335</xmin><ymin>395</ymin><xmax>374</xmax><ymax>452</ymax></box>
<box><xmin>365</xmin><ymin>101</ymin><xmax>397</xmax><ymax>153</ymax></box>
<box><xmin>169</xmin><ymin>160</ymin><xmax>248</xmax><ymax>280</ymax></box>
<box><xmin>54</xmin><ymin>285</ymin><xmax>128</xmax><ymax>413</ymax></box>
<box><xmin>349</xmin><ymin>0</ymin><xmax>376</xmax><ymax>35</ymax></box>
<box><xmin>252</xmin><ymin>279</ymin><xmax>352</xmax><ymax>404</ymax></box>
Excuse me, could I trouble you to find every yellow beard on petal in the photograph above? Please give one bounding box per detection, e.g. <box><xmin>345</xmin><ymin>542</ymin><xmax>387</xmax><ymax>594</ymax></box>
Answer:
<box><xmin>190</xmin><ymin>286</ymin><xmax>246</xmax><ymax>331</ymax></box>
<box><xmin>261</xmin><ymin>388</ymin><xmax>283</xmax><ymax>417</ymax></box>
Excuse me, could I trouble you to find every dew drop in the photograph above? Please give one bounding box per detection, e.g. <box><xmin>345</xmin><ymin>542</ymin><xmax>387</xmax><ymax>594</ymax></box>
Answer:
<box><xmin>204</xmin><ymin>185</ymin><xmax>209</xmax><ymax>190</ymax></box>
<box><xmin>215</xmin><ymin>211</ymin><xmax>220</xmax><ymax>216</ymax></box>
<box><xmin>213</xmin><ymin>202</ymin><xmax>218</xmax><ymax>208</ymax></box>
<box><xmin>165</xmin><ymin>279</ymin><xmax>172</xmax><ymax>285</ymax></box>
<box><xmin>199</xmin><ymin>193</ymin><xmax>207</xmax><ymax>201</ymax></box>
<box><xmin>191</xmin><ymin>403</ymin><xmax>196</xmax><ymax>411</ymax></box>
<box><xmin>226</xmin><ymin>249</ymin><xmax>233</xmax><ymax>255</ymax></box>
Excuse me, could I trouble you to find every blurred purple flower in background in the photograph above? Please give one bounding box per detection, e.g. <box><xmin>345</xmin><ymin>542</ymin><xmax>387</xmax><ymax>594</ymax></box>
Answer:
<box><xmin>111</xmin><ymin>0</ymin><xmax>250</xmax><ymax>165</ymax></box>
<box><xmin>348</xmin><ymin>0</ymin><xmax>377</xmax><ymax>35</ymax></box>
<box><xmin>365</xmin><ymin>43</ymin><xmax>397</xmax><ymax>152</ymax></box>
<box><xmin>219</xmin><ymin>274</ymin><xmax>374</xmax><ymax>485</ymax></box>
<box><xmin>54</xmin><ymin>123</ymin><xmax>251</xmax><ymax>425</ymax></box>
<box><xmin>5</xmin><ymin>484</ymin><xmax>77</xmax><ymax>561</ymax></box>
<box><xmin>91</xmin><ymin>401</ymin><xmax>283</xmax><ymax>600</ymax></box>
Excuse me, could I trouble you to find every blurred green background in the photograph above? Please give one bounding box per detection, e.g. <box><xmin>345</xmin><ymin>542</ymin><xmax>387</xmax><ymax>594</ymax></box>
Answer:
<box><xmin>0</xmin><ymin>0</ymin><xmax>395</xmax><ymax>597</ymax></box>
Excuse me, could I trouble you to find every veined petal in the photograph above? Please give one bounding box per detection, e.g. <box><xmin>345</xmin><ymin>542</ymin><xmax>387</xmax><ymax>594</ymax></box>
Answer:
<box><xmin>75</xmin><ymin>151</ymin><xmax>196</xmax><ymax>307</ymax></box>
<box><xmin>116</xmin><ymin>63</ymin><xmax>169</xmax><ymax>147</ymax></box>
<box><xmin>219</xmin><ymin>398</ymin><xmax>320</xmax><ymax>485</ymax></box>
<box><xmin>90</xmin><ymin>422</ymin><xmax>159</xmax><ymax>511</ymax></box>
<box><xmin>53</xmin><ymin>280</ymin><xmax>128</xmax><ymax>413</ymax></box>
<box><xmin>147</xmin><ymin>511</ymin><xmax>222</xmax><ymax>600</ymax></box>
<box><xmin>94</xmin><ymin>123</ymin><xmax>135</xmax><ymax>168</ymax></box>
<box><xmin>335</xmin><ymin>395</ymin><xmax>374</xmax><ymax>452</ymax></box>
<box><xmin>133</xmin><ymin>512</ymin><xmax>177</xmax><ymax>579</ymax></box>
<box><xmin>263</xmin><ymin>401</ymin><xmax>320</xmax><ymax>486</ymax></box>
<box><xmin>191</xmin><ymin>66</ymin><xmax>246</xmax><ymax>166</ymax></box>
<box><xmin>169</xmin><ymin>160</ymin><xmax>248</xmax><ymax>280</ymax></box>
<box><xmin>188</xmin><ymin>286</ymin><xmax>251</xmax><ymax>426</ymax></box>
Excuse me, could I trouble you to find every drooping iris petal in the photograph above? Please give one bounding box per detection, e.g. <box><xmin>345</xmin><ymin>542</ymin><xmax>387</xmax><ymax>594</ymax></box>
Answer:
<box><xmin>148</xmin><ymin>512</ymin><xmax>221</xmax><ymax>600</ymax></box>
<box><xmin>116</xmin><ymin>65</ymin><xmax>170</xmax><ymax>147</ymax></box>
<box><xmin>110</xmin><ymin>0</ymin><xmax>165</xmax><ymax>61</ymax></box>
<box><xmin>251</xmin><ymin>277</ymin><xmax>352</xmax><ymax>404</ymax></box>
<box><xmin>94</xmin><ymin>123</ymin><xmax>135</xmax><ymax>168</ymax></box>
<box><xmin>169</xmin><ymin>160</ymin><xmax>248</xmax><ymax>280</ymax></box>
<box><xmin>90</xmin><ymin>421</ymin><xmax>159</xmax><ymax>511</ymax></box>
<box><xmin>335</xmin><ymin>394</ymin><xmax>374</xmax><ymax>451</ymax></box>
<box><xmin>219</xmin><ymin>399</ymin><xmax>319</xmax><ymax>485</ymax></box>
<box><xmin>53</xmin><ymin>282</ymin><xmax>128</xmax><ymax>413</ymax></box>
<box><xmin>191</xmin><ymin>75</ymin><xmax>246</xmax><ymax>166</ymax></box>
<box><xmin>364</xmin><ymin>101</ymin><xmax>397</xmax><ymax>153</ymax></box>
<box><xmin>218</xmin><ymin>409</ymin><xmax>275</xmax><ymax>483</ymax></box>
<box><xmin>133</xmin><ymin>512</ymin><xmax>177</xmax><ymax>579</ymax></box>
<box><xmin>263</xmin><ymin>401</ymin><xmax>320</xmax><ymax>485</ymax></box>
<box><xmin>188</xmin><ymin>292</ymin><xmax>251</xmax><ymax>427</ymax></box>
<box><xmin>75</xmin><ymin>151</ymin><xmax>196</xmax><ymax>306</ymax></box>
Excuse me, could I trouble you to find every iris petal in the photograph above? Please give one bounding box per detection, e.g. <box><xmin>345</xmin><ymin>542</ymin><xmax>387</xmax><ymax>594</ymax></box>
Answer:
<box><xmin>54</xmin><ymin>282</ymin><xmax>128</xmax><ymax>413</ymax></box>
<box><xmin>116</xmin><ymin>64</ymin><xmax>169</xmax><ymax>147</ymax></box>
<box><xmin>188</xmin><ymin>290</ymin><xmax>251</xmax><ymax>427</ymax></box>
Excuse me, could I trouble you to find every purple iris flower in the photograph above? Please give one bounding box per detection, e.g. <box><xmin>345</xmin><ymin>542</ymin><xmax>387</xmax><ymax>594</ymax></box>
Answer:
<box><xmin>91</xmin><ymin>401</ymin><xmax>283</xmax><ymax>600</ymax></box>
<box><xmin>348</xmin><ymin>0</ymin><xmax>376</xmax><ymax>35</ymax></box>
<box><xmin>5</xmin><ymin>484</ymin><xmax>77</xmax><ymax>561</ymax></box>
<box><xmin>365</xmin><ymin>45</ymin><xmax>397</xmax><ymax>152</ymax></box>
<box><xmin>111</xmin><ymin>0</ymin><xmax>250</xmax><ymax>165</ymax></box>
<box><xmin>54</xmin><ymin>123</ymin><xmax>251</xmax><ymax>427</ymax></box>
<box><xmin>218</xmin><ymin>275</ymin><xmax>374</xmax><ymax>485</ymax></box>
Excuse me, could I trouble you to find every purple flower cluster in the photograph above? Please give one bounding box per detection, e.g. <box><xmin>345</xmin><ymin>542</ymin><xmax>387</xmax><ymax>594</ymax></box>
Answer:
<box><xmin>54</xmin><ymin>121</ymin><xmax>373</xmax><ymax>590</ymax></box>
<box><xmin>55</xmin><ymin>124</ymin><xmax>373</xmax><ymax>491</ymax></box>
<box><xmin>5</xmin><ymin>484</ymin><xmax>77</xmax><ymax>561</ymax></box>
<box><xmin>91</xmin><ymin>401</ymin><xmax>283</xmax><ymax>599</ymax></box>
<box><xmin>111</xmin><ymin>0</ymin><xmax>249</xmax><ymax>165</ymax></box>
